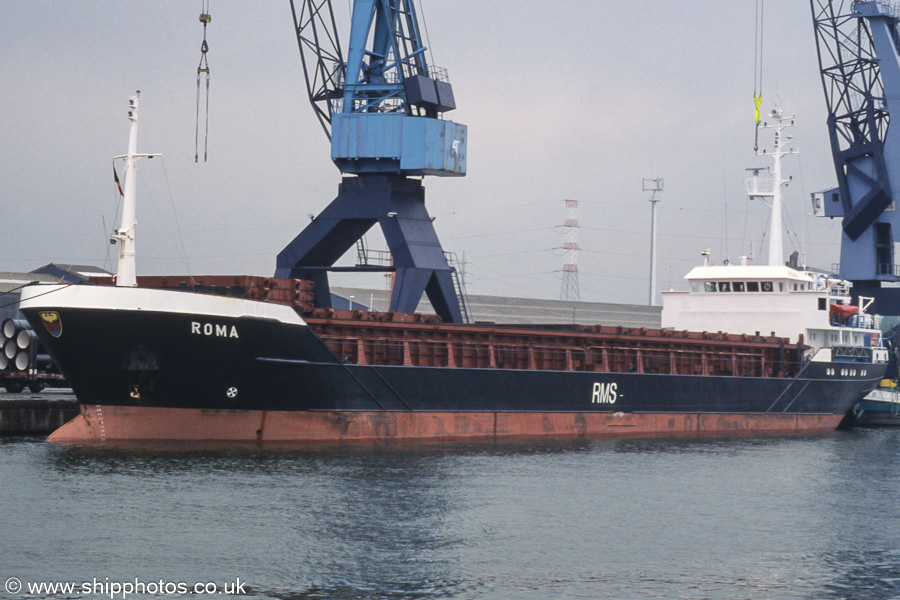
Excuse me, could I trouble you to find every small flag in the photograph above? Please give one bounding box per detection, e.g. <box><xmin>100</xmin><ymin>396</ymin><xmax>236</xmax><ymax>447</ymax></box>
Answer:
<box><xmin>113</xmin><ymin>165</ymin><xmax>124</xmax><ymax>197</ymax></box>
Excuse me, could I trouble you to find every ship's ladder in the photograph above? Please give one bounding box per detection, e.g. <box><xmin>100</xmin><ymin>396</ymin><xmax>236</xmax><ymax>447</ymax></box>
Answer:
<box><xmin>445</xmin><ymin>251</ymin><xmax>471</xmax><ymax>324</ymax></box>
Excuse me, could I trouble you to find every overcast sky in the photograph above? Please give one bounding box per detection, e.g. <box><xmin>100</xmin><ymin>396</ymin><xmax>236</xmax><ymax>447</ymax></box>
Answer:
<box><xmin>1</xmin><ymin>1</ymin><xmax>845</xmax><ymax>305</ymax></box>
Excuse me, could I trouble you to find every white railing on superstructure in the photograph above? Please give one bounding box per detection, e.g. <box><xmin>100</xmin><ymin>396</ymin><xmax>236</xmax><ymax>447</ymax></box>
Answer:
<box><xmin>847</xmin><ymin>314</ymin><xmax>883</xmax><ymax>330</ymax></box>
<box><xmin>829</xmin><ymin>281</ymin><xmax>852</xmax><ymax>297</ymax></box>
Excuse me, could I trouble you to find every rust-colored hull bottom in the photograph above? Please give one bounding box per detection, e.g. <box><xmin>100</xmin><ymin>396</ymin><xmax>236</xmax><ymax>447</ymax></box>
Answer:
<box><xmin>46</xmin><ymin>405</ymin><xmax>846</xmax><ymax>443</ymax></box>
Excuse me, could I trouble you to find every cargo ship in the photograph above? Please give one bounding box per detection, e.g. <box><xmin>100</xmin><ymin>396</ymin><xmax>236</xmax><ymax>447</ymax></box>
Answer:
<box><xmin>18</xmin><ymin>267</ymin><xmax>888</xmax><ymax>442</ymax></box>
<box><xmin>15</xmin><ymin>93</ymin><xmax>888</xmax><ymax>442</ymax></box>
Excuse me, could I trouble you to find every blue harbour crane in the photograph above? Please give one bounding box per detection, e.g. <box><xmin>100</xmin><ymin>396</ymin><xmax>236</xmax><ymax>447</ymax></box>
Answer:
<box><xmin>275</xmin><ymin>0</ymin><xmax>468</xmax><ymax>322</ymax></box>
<box><xmin>811</xmin><ymin>0</ymin><xmax>900</xmax><ymax>313</ymax></box>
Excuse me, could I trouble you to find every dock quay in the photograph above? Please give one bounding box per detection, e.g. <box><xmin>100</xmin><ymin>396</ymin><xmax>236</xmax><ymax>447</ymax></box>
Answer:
<box><xmin>0</xmin><ymin>389</ymin><xmax>78</xmax><ymax>435</ymax></box>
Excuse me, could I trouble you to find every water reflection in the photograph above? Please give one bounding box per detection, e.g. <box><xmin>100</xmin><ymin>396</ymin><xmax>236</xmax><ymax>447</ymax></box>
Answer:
<box><xmin>819</xmin><ymin>549</ymin><xmax>900</xmax><ymax>600</ymax></box>
<box><xmin>4</xmin><ymin>430</ymin><xmax>900</xmax><ymax>599</ymax></box>
<box><xmin>42</xmin><ymin>442</ymin><xmax>478</xmax><ymax>599</ymax></box>
<box><xmin>805</xmin><ymin>429</ymin><xmax>900</xmax><ymax>600</ymax></box>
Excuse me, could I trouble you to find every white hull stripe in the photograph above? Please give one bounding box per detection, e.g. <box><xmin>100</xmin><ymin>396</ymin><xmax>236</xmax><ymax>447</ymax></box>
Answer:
<box><xmin>19</xmin><ymin>284</ymin><xmax>307</xmax><ymax>326</ymax></box>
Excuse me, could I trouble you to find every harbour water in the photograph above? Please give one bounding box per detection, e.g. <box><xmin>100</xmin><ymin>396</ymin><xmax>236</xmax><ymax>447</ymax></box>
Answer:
<box><xmin>3</xmin><ymin>427</ymin><xmax>900</xmax><ymax>599</ymax></box>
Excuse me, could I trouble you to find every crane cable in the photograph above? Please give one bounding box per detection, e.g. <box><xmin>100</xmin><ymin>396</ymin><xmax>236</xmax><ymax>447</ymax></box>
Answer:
<box><xmin>753</xmin><ymin>0</ymin><xmax>764</xmax><ymax>151</ymax></box>
<box><xmin>195</xmin><ymin>1</ymin><xmax>211</xmax><ymax>163</ymax></box>
<box><xmin>415</xmin><ymin>0</ymin><xmax>436</xmax><ymax>71</ymax></box>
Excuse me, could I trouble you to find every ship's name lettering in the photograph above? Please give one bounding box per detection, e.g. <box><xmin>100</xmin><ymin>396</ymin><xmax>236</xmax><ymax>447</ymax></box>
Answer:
<box><xmin>591</xmin><ymin>382</ymin><xmax>617</xmax><ymax>404</ymax></box>
<box><xmin>191</xmin><ymin>321</ymin><xmax>239</xmax><ymax>338</ymax></box>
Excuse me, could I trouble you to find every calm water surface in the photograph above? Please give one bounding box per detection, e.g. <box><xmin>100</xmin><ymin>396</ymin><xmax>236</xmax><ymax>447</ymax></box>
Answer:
<box><xmin>3</xmin><ymin>429</ymin><xmax>900</xmax><ymax>599</ymax></box>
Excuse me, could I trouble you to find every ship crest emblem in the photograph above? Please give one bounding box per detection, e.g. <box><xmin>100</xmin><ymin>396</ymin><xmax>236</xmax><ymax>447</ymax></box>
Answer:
<box><xmin>39</xmin><ymin>311</ymin><xmax>62</xmax><ymax>337</ymax></box>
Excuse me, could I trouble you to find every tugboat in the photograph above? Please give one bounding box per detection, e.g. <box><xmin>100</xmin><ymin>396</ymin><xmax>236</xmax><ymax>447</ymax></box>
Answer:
<box><xmin>16</xmin><ymin>98</ymin><xmax>888</xmax><ymax>443</ymax></box>
<box><xmin>851</xmin><ymin>385</ymin><xmax>900</xmax><ymax>426</ymax></box>
<box><xmin>846</xmin><ymin>330</ymin><xmax>900</xmax><ymax>426</ymax></box>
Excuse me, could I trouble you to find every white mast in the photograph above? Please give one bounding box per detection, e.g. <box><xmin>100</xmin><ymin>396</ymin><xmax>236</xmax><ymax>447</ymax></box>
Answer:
<box><xmin>766</xmin><ymin>109</ymin><xmax>787</xmax><ymax>266</ymax></box>
<box><xmin>112</xmin><ymin>91</ymin><xmax>159</xmax><ymax>287</ymax></box>
<box><xmin>115</xmin><ymin>93</ymin><xmax>140</xmax><ymax>287</ymax></box>
<box><xmin>746</xmin><ymin>107</ymin><xmax>796</xmax><ymax>266</ymax></box>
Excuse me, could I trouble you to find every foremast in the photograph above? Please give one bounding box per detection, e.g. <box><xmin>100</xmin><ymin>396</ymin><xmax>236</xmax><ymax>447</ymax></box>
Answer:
<box><xmin>111</xmin><ymin>91</ymin><xmax>159</xmax><ymax>287</ymax></box>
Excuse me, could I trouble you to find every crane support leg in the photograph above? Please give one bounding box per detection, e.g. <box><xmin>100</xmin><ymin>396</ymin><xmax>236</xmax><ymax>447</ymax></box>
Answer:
<box><xmin>275</xmin><ymin>175</ymin><xmax>464</xmax><ymax>323</ymax></box>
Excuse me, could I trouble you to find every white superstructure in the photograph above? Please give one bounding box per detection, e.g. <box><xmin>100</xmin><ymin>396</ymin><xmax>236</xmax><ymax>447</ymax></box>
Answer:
<box><xmin>661</xmin><ymin>262</ymin><xmax>881</xmax><ymax>356</ymax></box>
<box><xmin>662</xmin><ymin>105</ymin><xmax>886</xmax><ymax>362</ymax></box>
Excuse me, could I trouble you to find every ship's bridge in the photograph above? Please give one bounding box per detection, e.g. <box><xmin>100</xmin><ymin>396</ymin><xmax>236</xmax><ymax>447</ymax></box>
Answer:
<box><xmin>661</xmin><ymin>264</ymin><xmax>881</xmax><ymax>353</ymax></box>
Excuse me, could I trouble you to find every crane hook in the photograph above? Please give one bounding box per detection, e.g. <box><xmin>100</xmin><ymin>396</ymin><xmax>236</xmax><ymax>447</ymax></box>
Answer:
<box><xmin>195</xmin><ymin>3</ymin><xmax>211</xmax><ymax>163</ymax></box>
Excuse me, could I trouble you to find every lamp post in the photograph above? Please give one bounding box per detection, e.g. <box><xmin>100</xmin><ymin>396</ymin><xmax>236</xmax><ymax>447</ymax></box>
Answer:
<box><xmin>643</xmin><ymin>177</ymin><xmax>664</xmax><ymax>306</ymax></box>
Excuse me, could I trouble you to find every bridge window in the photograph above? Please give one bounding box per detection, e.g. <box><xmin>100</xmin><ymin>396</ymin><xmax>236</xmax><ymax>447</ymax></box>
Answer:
<box><xmin>761</xmin><ymin>281</ymin><xmax>774</xmax><ymax>292</ymax></box>
<box><xmin>718</xmin><ymin>282</ymin><xmax>731</xmax><ymax>292</ymax></box>
<box><xmin>733</xmin><ymin>282</ymin><xmax>745</xmax><ymax>292</ymax></box>
<box><xmin>747</xmin><ymin>281</ymin><xmax>760</xmax><ymax>292</ymax></box>
<box><xmin>704</xmin><ymin>282</ymin><xmax>717</xmax><ymax>292</ymax></box>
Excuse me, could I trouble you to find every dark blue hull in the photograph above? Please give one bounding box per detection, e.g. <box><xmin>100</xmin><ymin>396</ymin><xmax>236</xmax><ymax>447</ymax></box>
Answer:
<box><xmin>18</xmin><ymin>285</ymin><xmax>888</xmax><ymax>441</ymax></box>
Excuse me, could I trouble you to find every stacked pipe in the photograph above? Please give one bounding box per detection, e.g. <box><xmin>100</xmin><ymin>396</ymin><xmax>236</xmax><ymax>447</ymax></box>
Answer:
<box><xmin>0</xmin><ymin>318</ymin><xmax>48</xmax><ymax>373</ymax></box>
